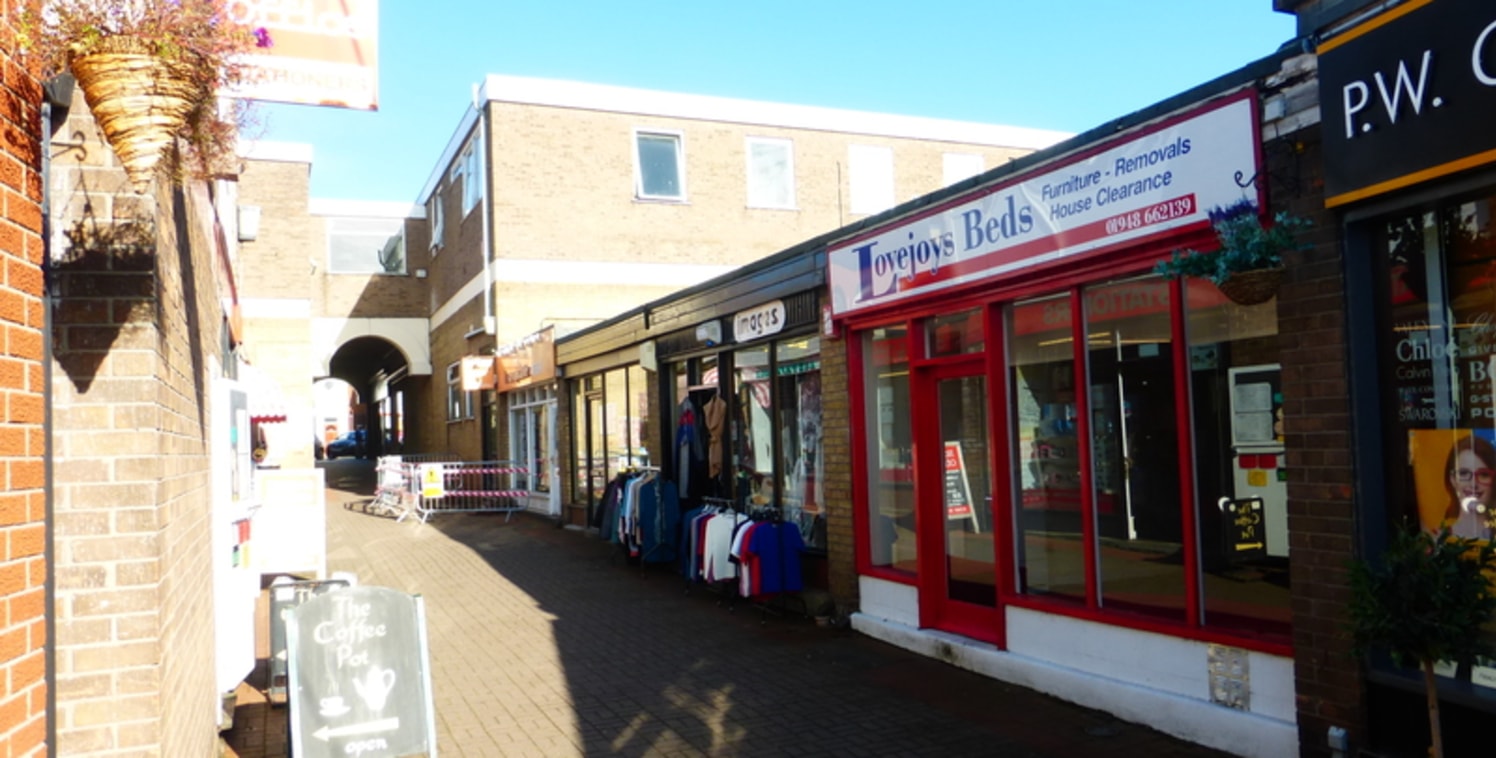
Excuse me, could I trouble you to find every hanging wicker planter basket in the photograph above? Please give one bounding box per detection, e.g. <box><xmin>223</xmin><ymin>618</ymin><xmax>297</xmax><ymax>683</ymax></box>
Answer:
<box><xmin>67</xmin><ymin>36</ymin><xmax>206</xmax><ymax>193</ymax></box>
<box><xmin>1216</xmin><ymin>267</ymin><xmax>1284</xmax><ymax>306</ymax></box>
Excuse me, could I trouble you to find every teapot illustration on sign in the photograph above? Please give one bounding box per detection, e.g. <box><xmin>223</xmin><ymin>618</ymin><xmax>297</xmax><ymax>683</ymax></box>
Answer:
<box><xmin>352</xmin><ymin>666</ymin><xmax>397</xmax><ymax>711</ymax></box>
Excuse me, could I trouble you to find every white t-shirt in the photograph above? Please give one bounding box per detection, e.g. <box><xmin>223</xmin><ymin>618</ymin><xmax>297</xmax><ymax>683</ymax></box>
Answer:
<box><xmin>703</xmin><ymin>512</ymin><xmax>747</xmax><ymax>582</ymax></box>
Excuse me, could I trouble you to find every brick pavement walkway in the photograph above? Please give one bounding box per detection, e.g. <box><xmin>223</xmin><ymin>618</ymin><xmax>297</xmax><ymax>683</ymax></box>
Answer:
<box><xmin>222</xmin><ymin>460</ymin><xmax>1233</xmax><ymax>757</ymax></box>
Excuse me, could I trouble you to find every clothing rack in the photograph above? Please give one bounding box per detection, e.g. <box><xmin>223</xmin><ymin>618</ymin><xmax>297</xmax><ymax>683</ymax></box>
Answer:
<box><xmin>684</xmin><ymin>497</ymin><xmax>740</xmax><ymax>606</ymax></box>
<box><xmin>678</xmin><ymin>496</ymin><xmax>807</xmax><ymax>623</ymax></box>
<box><xmin>599</xmin><ymin>467</ymin><xmax>678</xmax><ymax>568</ymax></box>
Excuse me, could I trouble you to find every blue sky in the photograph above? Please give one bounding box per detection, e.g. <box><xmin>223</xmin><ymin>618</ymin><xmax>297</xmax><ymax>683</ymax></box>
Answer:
<box><xmin>256</xmin><ymin>2</ymin><xmax>1299</xmax><ymax>204</ymax></box>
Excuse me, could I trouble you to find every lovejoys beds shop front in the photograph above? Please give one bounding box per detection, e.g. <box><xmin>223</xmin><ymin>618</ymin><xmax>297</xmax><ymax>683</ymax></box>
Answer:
<box><xmin>829</xmin><ymin>90</ymin><xmax>1296</xmax><ymax>756</ymax></box>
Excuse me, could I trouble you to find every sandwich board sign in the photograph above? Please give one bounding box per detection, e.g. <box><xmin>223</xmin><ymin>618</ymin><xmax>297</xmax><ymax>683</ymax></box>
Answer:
<box><xmin>268</xmin><ymin>577</ymin><xmax>350</xmax><ymax>698</ymax></box>
<box><xmin>288</xmin><ymin>585</ymin><xmax>437</xmax><ymax>757</ymax></box>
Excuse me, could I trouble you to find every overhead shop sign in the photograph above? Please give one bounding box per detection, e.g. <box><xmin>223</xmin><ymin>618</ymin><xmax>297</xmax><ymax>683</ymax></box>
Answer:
<box><xmin>827</xmin><ymin>92</ymin><xmax>1259</xmax><ymax>315</ymax></box>
<box><xmin>229</xmin><ymin>0</ymin><xmax>380</xmax><ymax>110</ymax></box>
<box><xmin>459</xmin><ymin>355</ymin><xmax>496</xmax><ymax>391</ymax></box>
<box><xmin>733</xmin><ymin>300</ymin><xmax>786</xmax><ymax>342</ymax></box>
<box><xmin>496</xmin><ymin>327</ymin><xmax>556</xmax><ymax>392</ymax></box>
<box><xmin>1319</xmin><ymin>0</ymin><xmax>1496</xmax><ymax>207</ymax></box>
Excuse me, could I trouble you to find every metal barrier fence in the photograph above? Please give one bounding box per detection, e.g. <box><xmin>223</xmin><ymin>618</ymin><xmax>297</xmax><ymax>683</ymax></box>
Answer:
<box><xmin>372</xmin><ymin>456</ymin><xmax>529</xmax><ymax>523</ymax></box>
<box><xmin>370</xmin><ymin>455</ymin><xmax>421</xmax><ymax>519</ymax></box>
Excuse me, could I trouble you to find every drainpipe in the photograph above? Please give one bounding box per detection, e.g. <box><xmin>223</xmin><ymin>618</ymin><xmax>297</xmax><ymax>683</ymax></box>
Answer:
<box><xmin>475</xmin><ymin>84</ymin><xmax>497</xmax><ymax>463</ymax></box>
<box><xmin>474</xmin><ymin>83</ymin><xmax>494</xmax><ymax>338</ymax></box>
<box><xmin>40</xmin><ymin>72</ymin><xmax>74</xmax><ymax>754</ymax></box>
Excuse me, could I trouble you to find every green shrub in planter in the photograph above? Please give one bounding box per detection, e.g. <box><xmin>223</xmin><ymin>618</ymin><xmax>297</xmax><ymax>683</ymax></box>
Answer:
<box><xmin>1348</xmin><ymin>526</ymin><xmax>1496</xmax><ymax>758</ymax></box>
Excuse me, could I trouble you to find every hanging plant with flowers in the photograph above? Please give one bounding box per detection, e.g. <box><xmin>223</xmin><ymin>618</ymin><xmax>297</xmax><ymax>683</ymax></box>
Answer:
<box><xmin>1153</xmin><ymin>198</ymin><xmax>1311</xmax><ymax>305</ymax></box>
<box><xmin>17</xmin><ymin>0</ymin><xmax>272</xmax><ymax>192</ymax></box>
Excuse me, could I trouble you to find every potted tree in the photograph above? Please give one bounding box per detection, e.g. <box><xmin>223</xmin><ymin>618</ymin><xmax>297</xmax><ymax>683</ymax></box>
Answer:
<box><xmin>1348</xmin><ymin>526</ymin><xmax>1496</xmax><ymax>758</ymax></box>
<box><xmin>1153</xmin><ymin>198</ymin><xmax>1310</xmax><ymax>305</ymax></box>
<box><xmin>18</xmin><ymin>0</ymin><xmax>271</xmax><ymax>192</ymax></box>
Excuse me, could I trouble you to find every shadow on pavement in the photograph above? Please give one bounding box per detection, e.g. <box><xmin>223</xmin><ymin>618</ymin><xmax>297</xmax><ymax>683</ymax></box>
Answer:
<box><xmin>225</xmin><ymin>458</ymin><xmax>1232</xmax><ymax>757</ymax></box>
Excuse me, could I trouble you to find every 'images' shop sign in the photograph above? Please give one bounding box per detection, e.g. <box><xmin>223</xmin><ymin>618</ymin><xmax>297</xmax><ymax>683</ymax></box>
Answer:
<box><xmin>826</xmin><ymin>92</ymin><xmax>1260</xmax><ymax>315</ymax></box>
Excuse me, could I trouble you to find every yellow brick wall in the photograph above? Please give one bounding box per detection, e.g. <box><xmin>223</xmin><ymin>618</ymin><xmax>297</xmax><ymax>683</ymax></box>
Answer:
<box><xmin>49</xmin><ymin>89</ymin><xmax>222</xmax><ymax>756</ymax></box>
<box><xmin>486</xmin><ymin>102</ymin><xmax>1032</xmax><ymax>269</ymax></box>
<box><xmin>237</xmin><ymin>159</ymin><xmax>431</xmax><ymax>320</ymax></box>
<box><xmin>423</xmin><ymin>299</ymin><xmax>491</xmax><ymax>461</ymax></box>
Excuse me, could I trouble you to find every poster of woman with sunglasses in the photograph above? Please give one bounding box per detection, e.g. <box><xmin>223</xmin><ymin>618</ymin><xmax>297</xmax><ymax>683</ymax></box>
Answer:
<box><xmin>1411</xmin><ymin>429</ymin><xmax>1496</xmax><ymax>541</ymax></box>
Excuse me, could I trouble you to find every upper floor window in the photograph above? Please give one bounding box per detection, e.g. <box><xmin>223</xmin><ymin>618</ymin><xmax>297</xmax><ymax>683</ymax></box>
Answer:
<box><xmin>635</xmin><ymin>130</ymin><xmax>685</xmax><ymax>201</ymax></box>
<box><xmin>327</xmin><ymin>217</ymin><xmax>405</xmax><ymax>275</ymax></box>
<box><xmin>943</xmin><ymin>152</ymin><xmax>984</xmax><ymax>186</ymax></box>
<box><xmin>458</xmin><ymin>138</ymin><xmax>483</xmax><ymax>215</ymax></box>
<box><xmin>849</xmin><ymin>144</ymin><xmax>894</xmax><ymax>215</ymax></box>
<box><xmin>446</xmin><ymin>362</ymin><xmax>473</xmax><ymax>421</ymax></box>
<box><xmin>449</xmin><ymin>153</ymin><xmax>464</xmax><ymax>195</ymax></box>
<box><xmin>746</xmin><ymin>137</ymin><xmax>795</xmax><ymax>209</ymax></box>
<box><xmin>427</xmin><ymin>186</ymin><xmax>445</xmax><ymax>253</ymax></box>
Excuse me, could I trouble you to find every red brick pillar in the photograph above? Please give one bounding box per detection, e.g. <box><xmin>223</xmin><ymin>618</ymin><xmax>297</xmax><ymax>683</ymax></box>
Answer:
<box><xmin>0</xmin><ymin>6</ymin><xmax>52</xmax><ymax>752</ymax></box>
<box><xmin>1275</xmin><ymin>131</ymin><xmax>1367</xmax><ymax>756</ymax></box>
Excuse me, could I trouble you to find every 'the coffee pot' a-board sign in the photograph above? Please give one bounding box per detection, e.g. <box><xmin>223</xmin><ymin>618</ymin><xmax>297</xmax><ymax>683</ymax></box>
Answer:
<box><xmin>288</xmin><ymin>586</ymin><xmax>437</xmax><ymax>757</ymax></box>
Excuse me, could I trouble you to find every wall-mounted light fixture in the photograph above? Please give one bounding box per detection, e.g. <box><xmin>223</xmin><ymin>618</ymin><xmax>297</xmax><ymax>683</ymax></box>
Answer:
<box><xmin>695</xmin><ymin>320</ymin><xmax>721</xmax><ymax>346</ymax></box>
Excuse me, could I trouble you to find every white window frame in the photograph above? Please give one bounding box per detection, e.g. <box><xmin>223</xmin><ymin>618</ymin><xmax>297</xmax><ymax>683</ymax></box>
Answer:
<box><xmin>458</xmin><ymin>137</ymin><xmax>483</xmax><ymax>216</ymax></box>
<box><xmin>942</xmin><ymin>152</ymin><xmax>985</xmax><ymax>187</ymax></box>
<box><xmin>509</xmin><ymin>388</ymin><xmax>557</xmax><ymax>494</ymax></box>
<box><xmin>633</xmin><ymin>129</ymin><xmax>686</xmax><ymax>202</ymax></box>
<box><xmin>745</xmin><ymin>136</ymin><xmax>796</xmax><ymax>210</ymax></box>
<box><xmin>326</xmin><ymin>217</ymin><xmax>406</xmax><ymax>275</ymax></box>
<box><xmin>448</xmin><ymin>155</ymin><xmax>464</xmax><ymax>199</ymax></box>
<box><xmin>446</xmin><ymin>362</ymin><xmax>473</xmax><ymax>421</ymax></box>
<box><xmin>849</xmin><ymin>144</ymin><xmax>895</xmax><ymax>216</ymax></box>
<box><xmin>427</xmin><ymin>186</ymin><xmax>445</xmax><ymax>253</ymax></box>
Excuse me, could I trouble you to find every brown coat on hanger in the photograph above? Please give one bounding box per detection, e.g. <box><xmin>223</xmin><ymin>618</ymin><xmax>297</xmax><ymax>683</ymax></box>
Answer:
<box><xmin>704</xmin><ymin>393</ymin><xmax>727</xmax><ymax>479</ymax></box>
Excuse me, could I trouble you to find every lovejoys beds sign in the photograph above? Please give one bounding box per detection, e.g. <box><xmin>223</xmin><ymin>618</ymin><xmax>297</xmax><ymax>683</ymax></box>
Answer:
<box><xmin>827</xmin><ymin>93</ymin><xmax>1260</xmax><ymax>315</ymax></box>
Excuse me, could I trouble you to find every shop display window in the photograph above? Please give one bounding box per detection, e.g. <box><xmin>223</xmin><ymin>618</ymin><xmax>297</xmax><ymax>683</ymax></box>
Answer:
<box><xmin>1008</xmin><ymin>292</ymin><xmax>1085</xmax><ymax>603</ymax></box>
<box><xmin>627</xmin><ymin>365</ymin><xmax>651</xmax><ymax>470</ymax></box>
<box><xmin>864</xmin><ymin>325</ymin><xmax>915</xmax><ymax>574</ymax></box>
<box><xmin>777</xmin><ymin>338</ymin><xmax>823</xmax><ymax>549</ymax></box>
<box><xmin>586</xmin><ymin>378</ymin><xmax>606</xmax><ymax>503</ymax></box>
<box><xmin>533</xmin><ymin>403</ymin><xmax>550</xmax><ymax>492</ymax></box>
<box><xmin>1084</xmin><ymin>277</ymin><xmax>1185</xmax><ymax>621</ymax></box>
<box><xmin>997</xmin><ymin>276</ymin><xmax>1289</xmax><ymax>638</ymax></box>
<box><xmin>603</xmin><ymin>370</ymin><xmax>630</xmax><ymax>480</ymax></box>
<box><xmin>572</xmin><ymin>381</ymin><xmax>588</xmax><ymax>502</ymax></box>
<box><xmin>1372</xmin><ymin>191</ymin><xmax>1496</xmax><ymax>683</ymax></box>
<box><xmin>571</xmin><ymin>369</ymin><xmax>653</xmax><ymax>514</ymax></box>
<box><xmin>512</xmin><ymin>401</ymin><xmax>532</xmax><ymax>491</ymax></box>
<box><xmin>1184</xmin><ymin>278</ymin><xmax>1286</xmax><ymax>636</ymax></box>
<box><xmin>670</xmin><ymin>343</ymin><xmax>825</xmax><ymax>549</ymax></box>
<box><xmin>733</xmin><ymin>345</ymin><xmax>774</xmax><ymax>507</ymax></box>
<box><xmin>508</xmin><ymin>387</ymin><xmax>554</xmax><ymax>494</ymax></box>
